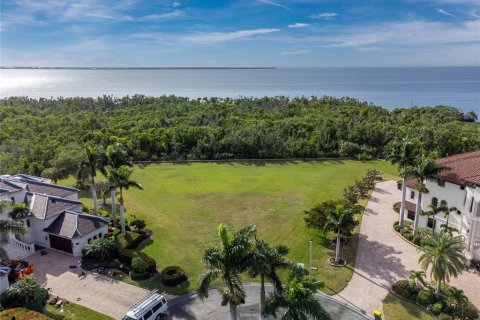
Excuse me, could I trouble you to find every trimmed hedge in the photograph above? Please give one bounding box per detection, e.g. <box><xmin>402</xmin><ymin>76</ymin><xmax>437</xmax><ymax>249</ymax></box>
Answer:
<box><xmin>118</xmin><ymin>248</ymin><xmax>156</xmax><ymax>272</ymax></box>
<box><xmin>116</xmin><ymin>231</ymin><xmax>144</xmax><ymax>250</ymax></box>
<box><xmin>391</xmin><ymin>280</ymin><xmax>420</xmax><ymax>301</ymax></box>
<box><xmin>416</xmin><ymin>290</ymin><xmax>435</xmax><ymax>307</ymax></box>
<box><xmin>160</xmin><ymin>266</ymin><xmax>188</xmax><ymax>287</ymax></box>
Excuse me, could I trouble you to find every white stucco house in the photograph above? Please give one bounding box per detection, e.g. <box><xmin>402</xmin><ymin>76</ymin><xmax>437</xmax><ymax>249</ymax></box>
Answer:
<box><xmin>0</xmin><ymin>174</ymin><xmax>108</xmax><ymax>258</ymax></box>
<box><xmin>401</xmin><ymin>150</ymin><xmax>480</xmax><ymax>261</ymax></box>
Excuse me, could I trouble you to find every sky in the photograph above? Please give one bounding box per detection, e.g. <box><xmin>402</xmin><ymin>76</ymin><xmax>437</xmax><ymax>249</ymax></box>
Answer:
<box><xmin>1</xmin><ymin>0</ymin><xmax>479</xmax><ymax>67</ymax></box>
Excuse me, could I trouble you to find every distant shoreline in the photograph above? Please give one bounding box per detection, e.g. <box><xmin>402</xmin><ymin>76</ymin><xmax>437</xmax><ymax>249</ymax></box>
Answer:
<box><xmin>0</xmin><ymin>66</ymin><xmax>276</xmax><ymax>70</ymax></box>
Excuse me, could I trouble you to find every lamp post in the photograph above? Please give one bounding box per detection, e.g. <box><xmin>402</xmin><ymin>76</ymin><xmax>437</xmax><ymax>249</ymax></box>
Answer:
<box><xmin>309</xmin><ymin>239</ymin><xmax>313</xmax><ymax>277</ymax></box>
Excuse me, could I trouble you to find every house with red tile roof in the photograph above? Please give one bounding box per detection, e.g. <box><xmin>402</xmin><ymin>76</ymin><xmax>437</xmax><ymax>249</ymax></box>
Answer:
<box><xmin>402</xmin><ymin>150</ymin><xmax>480</xmax><ymax>261</ymax></box>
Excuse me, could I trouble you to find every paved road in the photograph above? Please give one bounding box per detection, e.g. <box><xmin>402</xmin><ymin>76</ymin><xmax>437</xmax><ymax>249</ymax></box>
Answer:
<box><xmin>167</xmin><ymin>283</ymin><xmax>369</xmax><ymax>320</ymax></box>
<box><xmin>336</xmin><ymin>180</ymin><xmax>480</xmax><ymax>315</ymax></box>
<box><xmin>28</xmin><ymin>250</ymin><xmax>149</xmax><ymax>320</ymax></box>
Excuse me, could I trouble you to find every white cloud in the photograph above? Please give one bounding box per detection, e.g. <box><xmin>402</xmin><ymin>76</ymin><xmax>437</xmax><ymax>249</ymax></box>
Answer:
<box><xmin>257</xmin><ymin>0</ymin><xmax>292</xmax><ymax>12</ymax></box>
<box><xmin>288</xmin><ymin>23</ymin><xmax>311</xmax><ymax>29</ymax></box>
<box><xmin>278</xmin><ymin>49</ymin><xmax>311</xmax><ymax>55</ymax></box>
<box><xmin>310</xmin><ymin>12</ymin><xmax>338</xmax><ymax>20</ymax></box>
<box><xmin>172</xmin><ymin>1</ymin><xmax>181</xmax><ymax>7</ymax></box>
<box><xmin>182</xmin><ymin>28</ymin><xmax>280</xmax><ymax>43</ymax></box>
<box><xmin>437</xmin><ymin>8</ymin><xmax>456</xmax><ymax>17</ymax></box>
<box><xmin>138</xmin><ymin>10</ymin><xmax>185</xmax><ymax>21</ymax></box>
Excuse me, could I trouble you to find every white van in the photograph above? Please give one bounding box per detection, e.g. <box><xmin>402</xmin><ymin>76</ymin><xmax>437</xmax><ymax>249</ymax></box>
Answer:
<box><xmin>122</xmin><ymin>290</ymin><xmax>168</xmax><ymax>320</ymax></box>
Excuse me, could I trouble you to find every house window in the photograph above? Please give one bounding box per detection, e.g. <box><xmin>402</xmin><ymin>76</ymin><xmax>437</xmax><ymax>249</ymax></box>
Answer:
<box><xmin>45</xmin><ymin>236</ymin><xmax>48</xmax><ymax>241</ymax></box>
<box><xmin>431</xmin><ymin>197</ymin><xmax>438</xmax><ymax>207</ymax></box>
<box><xmin>88</xmin><ymin>238</ymin><xmax>92</xmax><ymax>244</ymax></box>
<box><xmin>407</xmin><ymin>211</ymin><xmax>415</xmax><ymax>220</ymax></box>
<box><xmin>427</xmin><ymin>218</ymin><xmax>436</xmax><ymax>229</ymax></box>
<box><xmin>93</xmin><ymin>235</ymin><xmax>97</xmax><ymax>240</ymax></box>
<box><xmin>440</xmin><ymin>200</ymin><xmax>447</xmax><ymax>208</ymax></box>
<box><xmin>410</xmin><ymin>191</ymin><xmax>415</xmax><ymax>199</ymax></box>
<box><xmin>99</xmin><ymin>233</ymin><xmax>103</xmax><ymax>238</ymax></box>
<box><xmin>144</xmin><ymin>310</ymin><xmax>153</xmax><ymax>319</ymax></box>
<box><xmin>26</xmin><ymin>219</ymin><xmax>30</xmax><ymax>228</ymax></box>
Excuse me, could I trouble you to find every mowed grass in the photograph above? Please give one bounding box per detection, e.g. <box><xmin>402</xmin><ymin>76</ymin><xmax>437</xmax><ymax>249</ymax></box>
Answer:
<box><xmin>70</xmin><ymin>160</ymin><xmax>397</xmax><ymax>295</ymax></box>
<box><xmin>383</xmin><ymin>293</ymin><xmax>436</xmax><ymax>320</ymax></box>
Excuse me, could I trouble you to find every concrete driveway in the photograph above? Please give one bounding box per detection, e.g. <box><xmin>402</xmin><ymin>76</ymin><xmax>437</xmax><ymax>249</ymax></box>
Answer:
<box><xmin>27</xmin><ymin>250</ymin><xmax>149</xmax><ymax>320</ymax></box>
<box><xmin>336</xmin><ymin>180</ymin><xmax>480</xmax><ymax>315</ymax></box>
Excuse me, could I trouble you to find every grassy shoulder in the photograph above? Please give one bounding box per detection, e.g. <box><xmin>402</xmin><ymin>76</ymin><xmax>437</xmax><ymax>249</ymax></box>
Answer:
<box><xmin>383</xmin><ymin>293</ymin><xmax>436</xmax><ymax>320</ymax></box>
<box><xmin>63</xmin><ymin>160</ymin><xmax>398</xmax><ymax>295</ymax></box>
<box><xmin>0</xmin><ymin>303</ymin><xmax>113</xmax><ymax>320</ymax></box>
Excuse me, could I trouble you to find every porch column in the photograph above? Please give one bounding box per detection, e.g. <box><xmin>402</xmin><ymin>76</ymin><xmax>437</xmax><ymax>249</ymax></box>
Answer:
<box><xmin>468</xmin><ymin>220</ymin><xmax>477</xmax><ymax>253</ymax></box>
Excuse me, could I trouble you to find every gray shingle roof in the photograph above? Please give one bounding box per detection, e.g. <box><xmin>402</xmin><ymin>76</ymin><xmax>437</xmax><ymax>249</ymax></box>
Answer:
<box><xmin>0</xmin><ymin>179</ymin><xmax>22</xmax><ymax>194</ymax></box>
<box><xmin>28</xmin><ymin>193</ymin><xmax>82</xmax><ymax>220</ymax></box>
<box><xmin>25</xmin><ymin>180</ymin><xmax>79</xmax><ymax>198</ymax></box>
<box><xmin>44</xmin><ymin>211</ymin><xmax>107</xmax><ymax>239</ymax></box>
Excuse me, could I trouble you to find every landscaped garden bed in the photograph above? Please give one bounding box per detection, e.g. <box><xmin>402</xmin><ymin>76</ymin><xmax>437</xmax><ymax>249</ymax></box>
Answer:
<box><xmin>393</xmin><ymin>220</ymin><xmax>431</xmax><ymax>247</ymax></box>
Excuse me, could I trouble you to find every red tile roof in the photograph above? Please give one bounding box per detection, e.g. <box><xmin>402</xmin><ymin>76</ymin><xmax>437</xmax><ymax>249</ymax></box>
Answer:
<box><xmin>436</xmin><ymin>150</ymin><xmax>480</xmax><ymax>187</ymax></box>
<box><xmin>405</xmin><ymin>201</ymin><xmax>423</xmax><ymax>214</ymax></box>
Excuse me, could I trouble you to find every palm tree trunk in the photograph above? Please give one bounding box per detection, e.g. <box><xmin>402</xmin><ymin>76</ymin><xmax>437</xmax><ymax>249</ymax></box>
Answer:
<box><xmin>111</xmin><ymin>190</ymin><xmax>117</xmax><ymax>227</ymax></box>
<box><xmin>445</xmin><ymin>214</ymin><xmax>450</xmax><ymax>228</ymax></box>
<box><xmin>335</xmin><ymin>234</ymin><xmax>341</xmax><ymax>263</ymax></box>
<box><xmin>432</xmin><ymin>216</ymin><xmax>436</xmax><ymax>236</ymax></box>
<box><xmin>413</xmin><ymin>192</ymin><xmax>422</xmax><ymax>235</ymax></box>
<box><xmin>91</xmin><ymin>181</ymin><xmax>98</xmax><ymax>215</ymax></box>
<box><xmin>229</xmin><ymin>302</ymin><xmax>238</xmax><ymax>320</ymax></box>
<box><xmin>435</xmin><ymin>281</ymin><xmax>441</xmax><ymax>297</ymax></box>
<box><xmin>119</xmin><ymin>189</ymin><xmax>126</xmax><ymax>236</ymax></box>
<box><xmin>399</xmin><ymin>176</ymin><xmax>407</xmax><ymax>227</ymax></box>
<box><xmin>259</xmin><ymin>274</ymin><xmax>265</xmax><ymax>320</ymax></box>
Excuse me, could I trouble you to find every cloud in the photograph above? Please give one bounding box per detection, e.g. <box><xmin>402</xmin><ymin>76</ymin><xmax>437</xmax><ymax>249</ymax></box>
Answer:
<box><xmin>257</xmin><ymin>0</ymin><xmax>292</xmax><ymax>12</ymax></box>
<box><xmin>138</xmin><ymin>10</ymin><xmax>185</xmax><ymax>21</ymax></box>
<box><xmin>182</xmin><ymin>28</ymin><xmax>280</xmax><ymax>43</ymax></box>
<box><xmin>310</xmin><ymin>12</ymin><xmax>338</xmax><ymax>20</ymax></box>
<box><xmin>172</xmin><ymin>1</ymin><xmax>181</xmax><ymax>7</ymax></box>
<box><xmin>278</xmin><ymin>49</ymin><xmax>311</xmax><ymax>55</ymax></box>
<box><xmin>437</xmin><ymin>8</ymin><xmax>456</xmax><ymax>17</ymax></box>
<box><xmin>288</xmin><ymin>23</ymin><xmax>311</xmax><ymax>29</ymax></box>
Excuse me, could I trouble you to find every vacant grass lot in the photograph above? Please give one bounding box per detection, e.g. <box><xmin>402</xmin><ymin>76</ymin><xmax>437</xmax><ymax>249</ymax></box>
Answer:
<box><xmin>71</xmin><ymin>160</ymin><xmax>397</xmax><ymax>295</ymax></box>
<box><xmin>383</xmin><ymin>293</ymin><xmax>435</xmax><ymax>320</ymax></box>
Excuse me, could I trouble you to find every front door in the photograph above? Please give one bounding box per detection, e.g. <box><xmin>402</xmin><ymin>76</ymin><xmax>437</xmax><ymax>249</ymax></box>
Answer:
<box><xmin>49</xmin><ymin>235</ymin><xmax>73</xmax><ymax>253</ymax></box>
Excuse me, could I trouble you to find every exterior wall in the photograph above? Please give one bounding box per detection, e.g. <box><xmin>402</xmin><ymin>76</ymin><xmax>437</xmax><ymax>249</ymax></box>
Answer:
<box><xmin>31</xmin><ymin>217</ymin><xmax>57</xmax><ymax>248</ymax></box>
<box><xmin>71</xmin><ymin>225</ymin><xmax>109</xmax><ymax>256</ymax></box>
<box><xmin>0</xmin><ymin>275</ymin><xmax>9</xmax><ymax>294</ymax></box>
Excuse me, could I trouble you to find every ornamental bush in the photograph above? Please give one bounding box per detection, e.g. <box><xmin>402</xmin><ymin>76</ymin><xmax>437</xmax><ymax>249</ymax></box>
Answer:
<box><xmin>431</xmin><ymin>302</ymin><xmax>444</xmax><ymax>315</ymax></box>
<box><xmin>160</xmin><ymin>266</ymin><xmax>188</xmax><ymax>287</ymax></box>
<box><xmin>457</xmin><ymin>301</ymin><xmax>479</xmax><ymax>320</ymax></box>
<box><xmin>416</xmin><ymin>290</ymin><xmax>436</xmax><ymax>307</ymax></box>
<box><xmin>131</xmin><ymin>257</ymin><xmax>149</xmax><ymax>273</ymax></box>
<box><xmin>2</xmin><ymin>275</ymin><xmax>48</xmax><ymax>311</ymax></box>
<box><xmin>438</xmin><ymin>314</ymin><xmax>453</xmax><ymax>320</ymax></box>
<box><xmin>130</xmin><ymin>219</ymin><xmax>146</xmax><ymax>231</ymax></box>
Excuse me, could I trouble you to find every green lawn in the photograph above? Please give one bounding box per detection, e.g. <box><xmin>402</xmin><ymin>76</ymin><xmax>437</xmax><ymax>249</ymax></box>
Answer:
<box><xmin>66</xmin><ymin>160</ymin><xmax>397</xmax><ymax>295</ymax></box>
<box><xmin>383</xmin><ymin>293</ymin><xmax>436</xmax><ymax>320</ymax></box>
<box><xmin>0</xmin><ymin>303</ymin><xmax>113</xmax><ymax>320</ymax></box>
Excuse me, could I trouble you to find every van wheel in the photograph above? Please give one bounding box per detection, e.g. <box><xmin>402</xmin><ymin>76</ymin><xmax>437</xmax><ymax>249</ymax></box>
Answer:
<box><xmin>156</xmin><ymin>314</ymin><xmax>164</xmax><ymax>320</ymax></box>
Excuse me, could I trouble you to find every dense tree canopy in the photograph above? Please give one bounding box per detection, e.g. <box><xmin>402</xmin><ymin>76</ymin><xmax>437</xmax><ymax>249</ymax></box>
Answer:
<box><xmin>0</xmin><ymin>95</ymin><xmax>478</xmax><ymax>174</ymax></box>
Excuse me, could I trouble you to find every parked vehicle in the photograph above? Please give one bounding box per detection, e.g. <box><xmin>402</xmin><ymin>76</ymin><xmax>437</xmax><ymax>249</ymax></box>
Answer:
<box><xmin>123</xmin><ymin>290</ymin><xmax>167</xmax><ymax>320</ymax></box>
<box><xmin>7</xmin><ymin>260</ymin><xmax>33</xmax><ymax>282</ymax></box>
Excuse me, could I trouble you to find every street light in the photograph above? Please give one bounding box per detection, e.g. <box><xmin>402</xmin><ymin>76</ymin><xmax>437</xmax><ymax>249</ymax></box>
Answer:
<box><xmin>309</xmin><ymin>239</ymin><xmax>313</xmax><ymax>277</ymax></box>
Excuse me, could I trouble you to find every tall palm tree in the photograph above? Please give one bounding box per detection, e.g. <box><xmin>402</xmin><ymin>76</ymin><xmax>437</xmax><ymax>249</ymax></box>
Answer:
<box><xmin>419</xmin><ymin>233</ymin><xmax>466</xmax><ymax>297</ymax></box>
<box><xmin>249</xmin><ymin>239</ymin><xmax>291</xmax><ymax>319</ymax></box>
<box><xmin>77</xmin><ymin>142</ymin><xmax>103</xmax><ymax>215</ymax></box>
<box><xmin>102</xmin><ymin>143</ymin><xmax>132</xmax><ymax>227</ymax></box>
<box><xmin>389</xmin><ymin>137</ymin><xmax>419</xmax><ymax>228</ymax></box>
<box><xmin>0</xmin><ymin>200</ymin><xmax>27</xmax><ymax>261</ymax></box>
<box><xmin>409</xmin><ymin>270</ymin><xmax>427</xmax><ymax>288</ymax></box>
<box><xmin>405</xmin><ymin>153</ymin><xmax>449</xmax><ymax>235</ymax></box>
<box><xmin>105</xmin><ymin>165</ymin><xmax>142</xmax><ymax>235</ymax></box>
<box><xmin>262</xmin><ymin>264</ymin><xmax>330</xmax><ymax>320</ymax></box>
<box><xmin>197</xmin><ymin>224</ymin><xmax>256</xmax><ymax>320</ymax></box>
<box><xmin>425</xmin><ymin>204</ymin><xmax>447</xmax><ymax>236</ymax></box>
<box><xmin>323</xmin><ymin>205</ymin><xmax>357</xmax><ymax>264</ymax></box>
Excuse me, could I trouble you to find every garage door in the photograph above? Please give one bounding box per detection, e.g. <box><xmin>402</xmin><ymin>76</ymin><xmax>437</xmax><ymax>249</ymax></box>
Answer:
<box><xmin>49</xmin><ymin>235</ymin><xmax>73</xmax><ymax>253</ymax></box>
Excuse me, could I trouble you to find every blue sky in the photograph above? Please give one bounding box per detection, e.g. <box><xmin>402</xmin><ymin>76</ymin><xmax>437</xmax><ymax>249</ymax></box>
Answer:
<box><xmin>1</xmin><ymin>0</ymin><xmax>479</xmax><ymax>67</ymax></box>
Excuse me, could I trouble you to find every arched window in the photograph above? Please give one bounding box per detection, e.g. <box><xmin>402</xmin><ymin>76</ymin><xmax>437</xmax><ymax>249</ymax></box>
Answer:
<box><xmin>431</xmin><ymin>197</ymin><xmax>438</xmax><ymax>206</ymax></box>
<box><xmin>410</xmin><ymin>191</ymin><xmax>415</xmax><ymax>199</ymax></box>
<box><xmin>440</xmin><ymin>200</ymin><xmax>447</xmax><ymax>208</ymax></box>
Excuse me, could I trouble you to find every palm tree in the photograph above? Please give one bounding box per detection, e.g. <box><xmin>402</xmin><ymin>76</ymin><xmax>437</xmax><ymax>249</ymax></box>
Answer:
<box><xmin>323</xmin><ymin>205</ymin><xmax>357</xmax><ymax>264</ymax></box>
<box><xmin>105</xmin><ymin>165</ymin><xmax>142</xmax><ymax>235</ymax></box>
<box><xmin>197</xmin><ymin>224</ymin><xmax>256</xmax><ymax>320</ymax></box>
<box><xmin>77</xmin><ymin>142</ymin><xmax>103</xmax><ymax>215</ymax></box>
<box><xmin>102</xmin><ymin>143</ymin><xmax>132</xmax><ymax>227</ymax></box>
<box><xmin>405</xmin><ymin>153</ymin><xmax>449</xmax><ymax>235</ymax></box>
<box><xmin>249</xmin><ymin>239</ymin><xmax>291</xmax><ymax>319</ymax></box>
<box><xmin>0</xmin><ymin>200</ymin><xmax>27</xmax><ymax>261</ymax></box>
<box><xmin>409</xmin><ymin>270</ymin><xmax>427</xmax><ymax>288</ymax></box>
<box><xmin>440</xmin><ymin>207</ymin><xmax>459</xmax><ymax>236</ymax></box>
<box><xmin>419</xmin><ymin>233</ymin><xmax>466</xmax><ymax>297</ymax></box>
<box><xmin>262</xmin><ymin>264</ymin><xmax>330</xmax><ymax>320</ymax></box>
<box><xmin>425</xmin><ymin>204</ymin><xmax>447</xmax><ymax>236</ymax></box>
<box><xmin>389</xmin><ymin>137</ymin><xmax>418</xmax><ymax>228</ymax></box>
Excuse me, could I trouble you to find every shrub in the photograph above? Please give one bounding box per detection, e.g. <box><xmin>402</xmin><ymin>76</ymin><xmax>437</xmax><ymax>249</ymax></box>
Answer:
<box><xmin>457</xmin><ymin>302</ymin><xmax>479</xmax><ymax>320</ymax></box>
<box><xmin>130</xmin><ymin>271</ymin><xmax>151</xmax><ymax>281</ymax></box>
<box><xmin>412</xmin><ymin>235</ymin><xmax>423</xmax><ymax>246</ymax></box>
<box><xmin>394</xmin><ymin>224</ymin><xmax>402</xmax><ymax>232</ymax></box>
<box><xmin>130</xmin><ymin>219</ymin><xmax>146</xmax><ymax>231</ymax></box>
<box><xmin>116</xmin><ymin>231</ymin><xmax>143</xmax><ymax>249</ymax></box>
<box><xmin>438</xmin><ymin>314</ymin><xmax>453</xmax><ymax>320</ymax></box>
<box><xmin>431</xmin><ymin>302</ymin><xmax>444</xmax><ymax>315</ymax></box>
<box><xmin>160</xmin><ymin>266</ymin><xmax>188</xmax><ymax>287</ymax></box>
<box><xmin>118</xmin><ymin>249</ymin><xmax>156</xmax><ymax>272</ymax></box>
<box><xmin>416</xmin><ymin>290</ymin><xmax>436</xmax><ymax>307</ymax></box>
<box><xmin>393</xmin><ymin>202</ymin><xmax>401</xmax><ymax>213</ymax></box>
<box><xmin>391</xmin><ymin>280</ymin><xmax>419</xmax><ymax>300</ymax></box>
<box><xmin>404</xmin><ymin>232</ymin><xmax>414</xmax><ymax>242</ymax></box>
<box><xmin>2</xmin><ymin>275</ymin><xmax>48</xmax><ymax>311</ymax></box>
<box><xmin>131</xmin><ymin>257</ymin><xmax>149</xmax><ymax>273</ymax></box>
<box><xmin>84</xmin><ymin>237</ymin><xmax>116</xmax><ymax>260</ymax></box>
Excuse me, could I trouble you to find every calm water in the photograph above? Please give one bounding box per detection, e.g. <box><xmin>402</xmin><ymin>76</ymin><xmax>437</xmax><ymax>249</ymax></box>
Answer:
<box><xmin>1</xmin><ymin>67</ymin><xmax>479</xmax><ymax>112</ymax></box>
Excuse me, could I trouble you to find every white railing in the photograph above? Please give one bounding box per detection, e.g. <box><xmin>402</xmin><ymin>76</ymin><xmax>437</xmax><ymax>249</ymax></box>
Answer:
<box><xmin>9</xmin><ymin>236</ymin><xmax>35</xmax><ymax>253</ymax></box>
